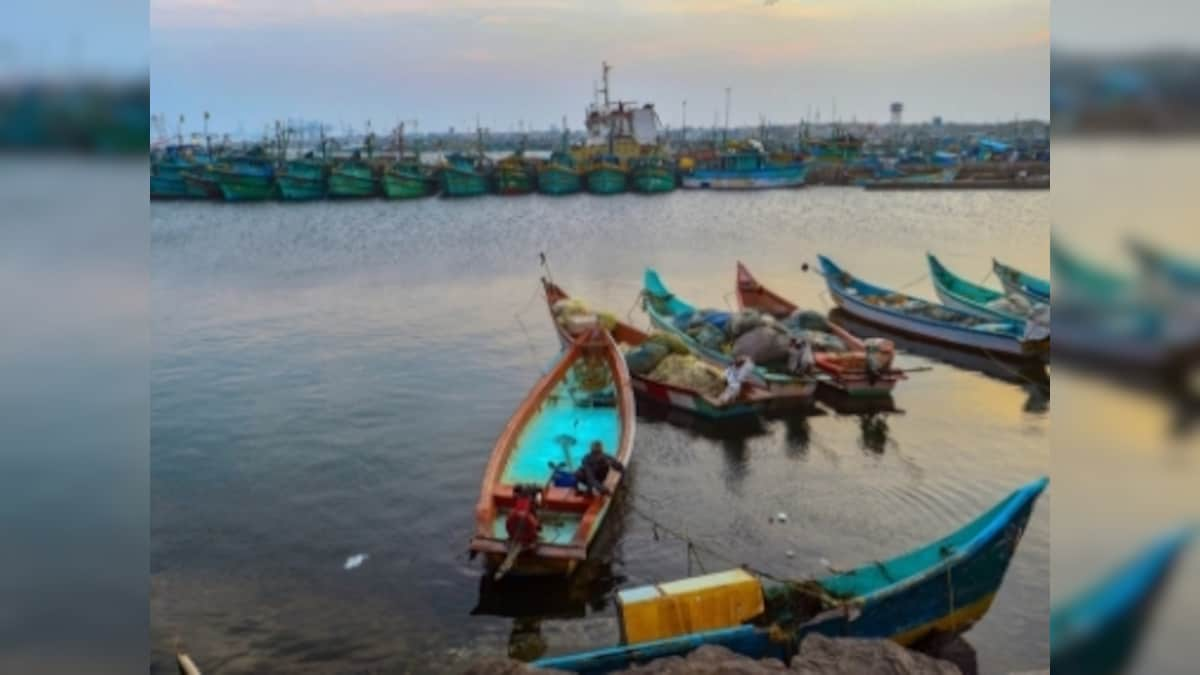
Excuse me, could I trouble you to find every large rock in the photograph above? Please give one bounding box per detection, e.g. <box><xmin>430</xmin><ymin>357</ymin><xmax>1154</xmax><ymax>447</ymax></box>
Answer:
<box><xmin>622</xmin><ymin>645</ymin><xmax>786</xmax><ymax>674</ymax></box>
<box><xmin>790</xmin><ymin>635</ymin><xmax>961</xmax><ymax>675</ymax></box>
<box><xmin>459</xmin><ymin>657</ymin><xmax>569</xmax><ymax>675</ymax></box>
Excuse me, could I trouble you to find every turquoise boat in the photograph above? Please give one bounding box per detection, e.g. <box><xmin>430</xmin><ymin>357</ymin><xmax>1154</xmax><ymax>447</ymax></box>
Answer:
<box><xmin>536</xmin><ymin>477</ymin><xmax>1049</xmax><ymax>672</ymax></box>
<box><xmin>586</xmin><ymin>156</ymin><xmax>627</xmax><ymax>195</ymax></box>
<box><xmin>210</xmin><ymin>151</ymin><xmax>276</xmax><ymax>202</ymax></box>
<box><xmin>441</xmin><ymin>152</ymin><xmax>491</xmax><ymax>198</ymax></box>
<box><xmin>1128</xmin><ymin>238</ymin><xmax>1200</xmax><ymax>291</ymax></box>
<box><xmin>381</xmin><ymin>160</ymin><xmax>437</xmax><ymax>199</ymax></box>
<box><xmin>276</xmin><ymin>156</ymin><xmax>329</xmax><ymax>201</ymax></box>
<box><xmin>181</xmin><ymin>165</ymin><xmax>222</xmax><ymax>199</ymax></box>
<box><xmin>1051</xmin><ymin>527</ymin><xmax>1195</xmax><ymax>675</ymax></box>
<box><xmin>681</xmin><ymin>144</ymin><xmax>806</xmax><ymax>190</ymax></box>
<box><xmin>328</xmin><ymin>154</ymin><xmax>379</xmax><ymax>198</ymax></box>
<box><xmin>629</xmin><ymin>156</ymin><xmax>676</xmax><ymax>193</ymax></box>
<box><xmin>151</xmin><ymin>145</ymin><xmax>212</xmax><ymax>199</ymax></box>
<box><xmin>928</xmin><ymin>254</ymin><xmax>1047</xmax><ymax>323</ymax></box>
<box><xmin>469</xmin><ymin>329</ymin><xmax>635</xmax><ymax>578</ymax></box>
<box><xmin>641</xmin><ymin>269</ymin><xmax>817</xmax><ymax>400</ymax></box>
<box><xmin>538</xmin><ymin>151</ymin><xmax>583</xmax><ymax>195</ymax></box>
<box><xmin>995</xmin><ymin>256</ymin><xmax>1052</xmax><ymax>304</ymax></box>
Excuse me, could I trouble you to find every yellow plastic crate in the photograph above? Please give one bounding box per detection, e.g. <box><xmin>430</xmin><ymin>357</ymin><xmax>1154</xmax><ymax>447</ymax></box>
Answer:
<box><xmin>617</xmin><ymin>569</ymin><xmax>764</xmax><ymax>645</ymax></box>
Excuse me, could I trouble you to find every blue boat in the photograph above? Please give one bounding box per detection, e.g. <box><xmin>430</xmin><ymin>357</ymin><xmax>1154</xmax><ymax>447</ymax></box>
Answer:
<box><xmin>150</xmin><ymin>144</ymin><xmax>213</xmax><ymax>199</ymax></box>
<box><xmin>536</xmin><ymin>477</ymin><xmax>1049</xmax><ymax>673</ymax></box>
<box><xmin>1051</xmin><ymin>527</ymin><xmax>1195</xmax><ymax>675</ymax></box>
<box><xmin>681</xmin><ymin>142</ymin><xmax>806</xmax><ymax>190</ymax></box>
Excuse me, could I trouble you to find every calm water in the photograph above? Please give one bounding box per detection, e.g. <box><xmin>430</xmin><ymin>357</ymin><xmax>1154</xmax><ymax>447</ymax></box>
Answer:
<box><xmin>151</xmin><ymin>188</ymin><xmax>1049</xmax><ymax>673</ymax></box>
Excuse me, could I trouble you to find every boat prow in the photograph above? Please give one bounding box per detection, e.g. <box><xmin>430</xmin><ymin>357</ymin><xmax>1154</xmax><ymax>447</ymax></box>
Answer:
<box><xmin>1050</xmin><ymin>526</ymin><xmax>1196</xmax><ymax>675</ymax></box>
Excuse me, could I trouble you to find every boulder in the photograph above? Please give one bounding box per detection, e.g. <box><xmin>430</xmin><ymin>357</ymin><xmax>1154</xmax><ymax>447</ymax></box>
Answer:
<box><xmin>789</xmin><ymin>635</ymin><xmax>961</xmax><ymax>675</ymax></box>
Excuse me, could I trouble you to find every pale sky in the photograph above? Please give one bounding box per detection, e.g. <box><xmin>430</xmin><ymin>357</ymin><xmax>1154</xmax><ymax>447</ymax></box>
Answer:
<box><xmin>150</xmin><ymin>0</ymin><xmax>1049</xmax><ymax>135</ymax></box>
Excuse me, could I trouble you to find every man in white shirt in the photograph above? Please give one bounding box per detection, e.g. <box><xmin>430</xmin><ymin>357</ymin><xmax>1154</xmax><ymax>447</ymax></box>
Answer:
<box><xmin>717</xmin><ymin>355</ymin><xmax>756</xmax><ymax>405</ymax></box>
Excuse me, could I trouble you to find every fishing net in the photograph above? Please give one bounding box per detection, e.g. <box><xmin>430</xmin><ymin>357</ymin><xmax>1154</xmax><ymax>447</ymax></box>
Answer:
<box><xmin>687</xmin><ymin>322</ymin><xmax>727</xmax><ymax>350</ymax></box>
<box><xmin>624</xmin><ymin>342</ymin><xmax>670</xmax><ymax>375</ymax></box>
<box><xmin>727</xmin><ymin>310</ymin><xmax>766</xmax><ymax>338</ymax></box>
<box><xmin>646</xmin><ymin>354</ymin><xmax>725</xmax><ymax>396</ymax></box>
<box><xmin>644</xmin><ymin>332</ymin><xmax>690</xmax><ymax>355</ymax></box>
<box><xmin>732</xmin><ymin>325</ymin><xmax>792</xmax><ymax>366</ymax></box>
<box><xmin>782</xmin><ymin>309</ymin><xmax>833</xmax><ymax>333</ymax></box>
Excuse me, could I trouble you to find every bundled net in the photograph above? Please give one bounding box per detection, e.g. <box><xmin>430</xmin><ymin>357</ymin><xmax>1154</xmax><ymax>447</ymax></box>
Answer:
<box><xmin>646</xmin><ymin>354</ymin><xmax>725</xmax><ymax>396</ymax></box>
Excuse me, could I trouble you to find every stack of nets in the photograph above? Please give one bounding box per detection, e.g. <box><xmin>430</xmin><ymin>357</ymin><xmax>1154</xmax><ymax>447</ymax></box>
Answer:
<box><xmin>646</xmin><ymin>354</ymin><xmax>725</xmax><ymax>396</ymax></box>
<box><xmin>623</xmin><ymin>333</ymin><xmax>690</xmax><ymax>375</ymax></box>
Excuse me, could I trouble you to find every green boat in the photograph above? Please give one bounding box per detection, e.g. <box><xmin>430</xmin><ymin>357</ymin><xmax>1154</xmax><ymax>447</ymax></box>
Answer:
<box><xmin>277</xmin><ymin>155</ymin><xmax>329</xmax><ymax>201</ymax></box>
<box><xmin>328</xmin><ymin>156</ymin><xmax>379</xmax><ymax>198</ymax></box>
<box><xmin>586</xmin><ymin>155</ymin><xmax>627</xmax><ymax>195</ymax></box>
<box><xmin>538</xmin><ymin>151</ymin><xmax>582</xmax><ymax>195</ymax></box>
<box><xmin>181</xmin><ymin>164</ymin><xmax>222</xmax><ymax>199</ymax></box>
<box><xmin>441</xmin><ymin>152</ymin><xmax>492</xmax><ymax>198</ymax></box>
<box><xmin>210</xmin><ymin>149</ymin><xmax>277</xmax><ymax>202</ymax></box>
<box><xmin>381</xmin><ymin>160</ymin><xmax>437</xmax><ymax>199</ymax></box>
<box><xmin>493</xmin><ymin>150</ymin><xmax>535</xmax><ymax>195</ymax></box>
<box><xmin>928</xmin><ymin>253</ymin><xmax>1045</xmax><ymax>323</ymax></box>
<box><xmin>630</xmin><ymin>155</ymin><xmax>676</xmax><ymax>193</ymax></box>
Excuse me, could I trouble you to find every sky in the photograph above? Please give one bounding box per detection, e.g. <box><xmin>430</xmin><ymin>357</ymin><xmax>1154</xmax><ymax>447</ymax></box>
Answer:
<box><xmin>150</xmin><ymin>0</ymin><xmax>1050</xmax><ymax>136</ymax></box>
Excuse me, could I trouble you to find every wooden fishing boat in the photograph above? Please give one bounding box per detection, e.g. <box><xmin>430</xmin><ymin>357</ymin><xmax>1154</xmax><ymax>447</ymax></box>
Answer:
<box><xmin>276</xmin><ymin>157</ymin><xmax>329</xmax><ymax>201</ymax></box>
<box><xmin>734</xmin><ymin>262</ymin><xmax>905</xmax><ymax>397</ymax></box>
<box><xmin>441</xmin><ymin>152</ymin><xmax>492</xmax><ymax>197</ymax></box>
<box><xmin>209</xmin><ymin>153</ymin><xmax>277</xmax><ymax>202</ymax></box>
<box><xmin>1127</xmin><ymin>238</ymin><xmax>1200</xmax><ymax>292</ymax></box>
<box><xmin>586</xmin><ymin>155</ymin><xmax>628</xmax><ymax>195</ymax></box>
<box><xmin>493</xmin><ymin>152</ymin><xmax>536</xmax><ymax>195</ymax></box>
<box><xmin>818</xmin><ymin>256</ymin><xmax>1048</xmax><ymax>360</ymax></box>
<box><xmin>543</xmin><ymin>279</ymin><xmax>803</xmax><ymax>419</ymax></box>
<box><xmin>536</xmin><ymin>476</ymin><xmax>1049</xmax><ymax>672</ymax></box>
<box><xmin>641</xmin><ymin>269</ymin><xmax>817</xmax><ymax>400</ymax></box>
<box><xmin>381</xmin><ymin>160</ymin><xmax>438</xmax><ymax>199</ymax></box>
<box><xmin>469</xmin><ymin>328</ymin><xmax>635</xmax><ymax>578</ymax></box>
<box><xmin>1051</xmin><ymin>527</ymin><xmax>1195</xmax><ymax>675</ymax></box>
<box><xmin>927</xmin><ymin>254</ymin><xmax>1047</xmax><ymax>323</ymax></box>
<box><xmin>993</xmin><ymin>257</ymin><xmax>1051</xmax><ymax>304</ymax></box>
<box><xmin>629</xmin><ymin>155</ymin><xmax>676</xmax><ymax>194</ymax></box>
<box><xmin>680</xmin><ymin>144</ymin><xmax>806</xmax><ymax>190</ymax></box>
<box><xmin>538</xmin><ymin>152</ymin><xmax>583</xmax><ymax>195</ymax></box>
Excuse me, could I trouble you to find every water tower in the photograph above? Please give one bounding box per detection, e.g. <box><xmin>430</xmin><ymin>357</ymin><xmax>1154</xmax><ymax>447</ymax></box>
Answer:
<box><xmin>890</xmin><ymin>102</ymin><xmax>903</xmax><ymax>127</ymax></box>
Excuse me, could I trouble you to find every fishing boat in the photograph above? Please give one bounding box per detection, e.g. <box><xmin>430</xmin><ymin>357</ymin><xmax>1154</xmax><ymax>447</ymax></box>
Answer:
<box><xmin>536</xmin><ymin>476</ymin><xmax>1049</xmax><ymax>672</ymax></box>
<box><xmin>993</xmin><ymin>257</ymin><xmax>1051</xmax><ymax>304</ymax></box>
<box><xmin>327</xmin><ymin>150</ymin><xmax>379</xmax><ymax>198</ymax></box>
<box><xmin>818</xmin><ymin>256</ymin><xmax>1048</xmax><ymax>360</ymax></box>
<box><xmin>493</xmin><ymin>150</ymin><xmax>536</xmax><ymax>195</ymax></box>
<box><xmin>641</xmin><ymin>269</ymin><xmax>817</xmax><ymax>400</ymax></box>
<box><xmin>276</xmin><ymin>154</ymin><xmax>329</xmax><ymax>201</ymax></box>
<box><xmin>543</xmin><ymin>279</ymin><xmax>804</xmax><ymax>419</ymax></box>
<box><xmin>441</xmin><ymin>152</ymin><xmax>492</xmax><ymax>198</ymax></box>
<box><xmin>927</xmin><ymin>254</ymin><xmax>1048</xmax><ymax>323</ymax></box>
<box><xmin>1051</xmin><ymin>527</ymin><xmax>1195</xmax><ymax>675</ymax></box>
<box><xmin>381</xmin><ymin>159</ymin><xmax>437</xmax><ymax>199</ymax></box>
<box><xmin>629</xmin><ymin>155</ymin><xmax>676</xmax><ymax>193</ymax></box>
<box><xmin>209</xmin><ymin>149</ymin><xmax>277</xmax><ymax>202</ymax></box>
<box><xmin>1127</xmin><ymin>238</ymin><xmax>1200</xmax><ymax>292</ymax></box>
<box><xmin>151</xmin><ymin>144</ymin><xmax>211</xmax><ymax>199</ymax></box>
<box><xmin>680</xmin><ymin>140</ymin><xmax>806</xmax><ymax>190</ymax></box>
<box><xmin>539</xmin><ymin>151</ymin><xmax>583</xmax><ymax>195</ymax></box>
<box><xmin>181</xmin><ymin>165</ymin><xmax>223</xmax><ymax>199</ymax></box>
<box><xmin>586</xmin><ymin>155</ymin><xmax>628</xmax><ymax>195</ymax></box>
<box><xmin>469</xmin><ymin>328</ymin><xmax>635</xmax><ymax>578</ymax></box>
<box><xmin>734</xmin><ymin>262</ymin><xmax>905</xmax><ymax>397</ymax></box>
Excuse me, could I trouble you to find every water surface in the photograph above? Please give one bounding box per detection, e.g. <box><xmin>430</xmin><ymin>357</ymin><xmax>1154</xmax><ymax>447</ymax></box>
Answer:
<box><xmin>151</xmin><ymin>188</ymin><xmax>1048</xmax><ymax>673</ymax></box>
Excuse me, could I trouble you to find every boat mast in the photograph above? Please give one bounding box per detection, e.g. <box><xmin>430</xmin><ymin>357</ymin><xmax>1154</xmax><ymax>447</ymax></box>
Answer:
<box><xmin>176</xmin><ymin>114</ymin><xmax>184</xmax><ymax>147</ymax></box>
<box><xmin>681</xmin><ymin>99</ymin><xmax>687</xmax><ymax>145</ymax></box>
<box><xmin>723</xmin><ymin>87</ymin><xmax>731</xmax><ymax>145</ymax></box>
<box><xmin>560</xmin><ymin>115</ymin><xmax>568</xmax><ymax>153</ymax></box>
<box><xmin>203</xmin><ymin>111</ymin><xmax>211</xmax><ymax>156</ymax></box>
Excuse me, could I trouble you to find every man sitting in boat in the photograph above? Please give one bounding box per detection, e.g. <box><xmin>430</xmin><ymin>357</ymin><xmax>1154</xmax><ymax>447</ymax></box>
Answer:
<box><xmin>717</xmin><ymin>355</ymin><xmax>756</xmax><ymax>405</ymax></box>
<box><xmin>575</xmin><ymin>441</ymin><xmax>625</xmax><ymax>497</ymax></box>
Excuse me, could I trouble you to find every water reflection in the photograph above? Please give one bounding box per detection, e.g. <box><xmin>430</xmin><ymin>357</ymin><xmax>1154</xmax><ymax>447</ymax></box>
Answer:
<box><xmin>858</xmin><ymin>413</ymin><xmax>893</xmax><ymax>455</ymax></box>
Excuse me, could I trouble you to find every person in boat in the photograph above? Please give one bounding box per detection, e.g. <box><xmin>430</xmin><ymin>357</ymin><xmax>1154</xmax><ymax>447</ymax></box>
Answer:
<box><xmin>574</xmin><ymin>441</ymin><xmax>624</xmax><ymax>496</ymax></box>
<box><xmin>786</xmin><ymin>336</ymin><xmax>816</xmax><ymax>375</ymax></box>
<box><xmin>717</xmin><ymin>355</ymin><xmax>756</xmax><ymax>405</ymax></box>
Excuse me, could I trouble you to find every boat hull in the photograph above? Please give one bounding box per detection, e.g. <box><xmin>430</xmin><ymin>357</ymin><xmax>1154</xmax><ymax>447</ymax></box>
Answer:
<box><xmin>182</xmin><ymin>171</ymin><xmax>222</xmax><ymax>199</ymax></box>
<box><xmin>631</xmin><ymin>168</ymin><xmax>676</xmax><ymax>193</ymax></box>
<box><xmin>212</xmin><ymin>172</ymin><xmax>276</xmax><ymax>201</ymax></box>
<box><xmin>276</xmin><ymin>176</ymin><xmax>327</xmax><ymax>201</ymax></box>
<box><xmin>681</xmin><ymin>166</ymin><xmax>806</xmax><ymax>190</ymax></box>
<box><xmin>494</xmin><ymin>169</ymin><xmax>534</xmax><ymax>195</ymax></box>
<box><xmin>538</xmin><ymin>167</ymin><xmax>582</xmax><ymax>195</ymax></box>
<box><xmin>441</xmin><ymin>168</ymin><xmax>490</xmax><ymax>197</ymax></box>
<box><xmin>586</xmin><ymin>167</ymin><xmax>627</xmax><ymax>195</ymax></box>
<box><xmin>327</xmin><ymin>172</ymin><xmax>378</xmax><ymax>198</ymax></box>
<box><xmin>381</xmin><ymin>172</ymin><xmax>435</xmax><ymax>199</ymax></box>
<box><xmin>150</xmin><ymin>175</ymin><xmax>192</xmax><ymax>200</ymax></box>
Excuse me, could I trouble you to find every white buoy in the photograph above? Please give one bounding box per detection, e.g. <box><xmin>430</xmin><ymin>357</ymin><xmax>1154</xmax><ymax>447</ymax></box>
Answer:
<box><xmin>344</xmin><ymin>553</ymin><xmax>368</xmax><ymax>570</ymax></box>
<box><xmin>775</xmin><ymin>512</ymin><xmax>788</xmax><ymax>523</ymax></box>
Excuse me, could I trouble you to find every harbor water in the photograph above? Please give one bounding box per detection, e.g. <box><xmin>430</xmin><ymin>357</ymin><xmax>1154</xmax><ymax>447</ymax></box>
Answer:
<box><xmin>151</xmin><ymin>189</ymin><xmax>1049</xmax><ymax>673</ymax></box>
